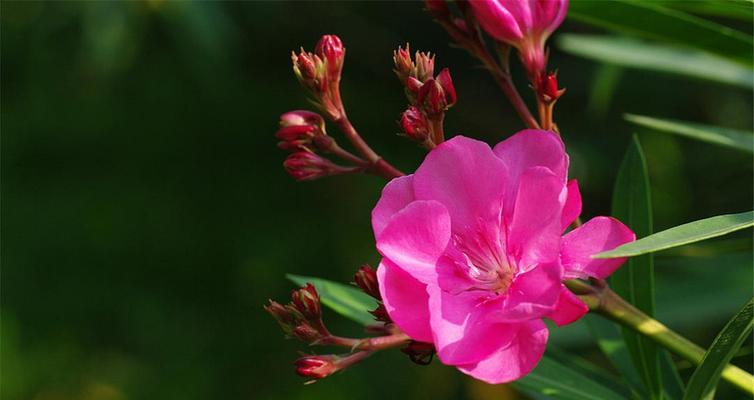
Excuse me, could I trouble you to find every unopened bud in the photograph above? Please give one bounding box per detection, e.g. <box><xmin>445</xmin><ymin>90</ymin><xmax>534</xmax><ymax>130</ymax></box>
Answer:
<box><xmin>292</xmin><ymin>50</ymin><xmax>319</xmax><ymax>82</ymax></box>
<box><xmin>292</xmin><ymin>323</ymin><xmax>323</xmax><ymax>344</ymax></box>
<box><xmin>276</xmin><ymin>110</ymin><xmax>328</xmax><ymax>152</ymax></box>
<box><xmin>401</xmin><ymin>341</ymin><xmax>435</xmax><ymax>365</ymax></box>
<box><xmin>537</xmin><ymin>70</ymin><xmax>564</xmax><ymax>103</ymax></box>
<box><xmin>417</xmin><ymin>69</ymin><xmax>456</xmax><ymax>116</ymax></box>
<box><xmin>291</xmin><ymin>283</ymin><xmax>321</xmax><ymax>321</ymax></box>
<box><xmin>414</xmin><ymin>51</ymin><xmax>435</xmax><ymax>83</ymax></box>
<box><xmin>315</xmin><ymin>34</ymin><xmax>345</xmax><ymax>80</ymax></box>
<box><xmin>283</xmin><ymin>152</ymin><xmax>344</xmax><ymax>182</ymax></box>
<box><xmin>369</xmin><ymin>304</ymin><xmax>391</xmax><ymax>323</ymax></box>
<box><xmin>265</xmin><ymin>300</ymin><xmax>297</xmax><ymax>334</ymax></box>
<box><xmin>393</xmin><ymin>45</ymin><xmax>413</xmax><ymax>84</ymax></box>
<box><xmin>354</xmin><ymin>265</ymin><xmax>380</xmax><ymax>299</ymax></box>
<box><xmin>400</xmin><ymin>106</ymin><xmax>430</xmax><ymax>143</ymax></box>
<box><xmin>294</xmin><ymin>355</ymin><xmax>339</xmax><ymax>380</ymax></box>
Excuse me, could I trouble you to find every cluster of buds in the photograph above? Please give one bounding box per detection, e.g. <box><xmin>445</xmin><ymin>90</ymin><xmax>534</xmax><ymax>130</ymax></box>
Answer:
<box><xmin>393</xmin><ymin>45</ymin><xmax>456</xmax><ymax>148</ymax></box>
<box><xmin>292</xmin><ymin>35</ymin><xmax>346</xmax><ymax>121</ymax></box>
<box><xmin>294</xmin><ymin>351</ymin><xmax>373</xmax><ymax>382</ymax></box>
<box><xmin>265</xmin><ymin>283</ymin><xmax>330</xmax><ymax>344</ymax></box>
<box><xmin>353</xmin><ymin>265</ymin><xmax>391</xmax><ymax>323</ymax></box>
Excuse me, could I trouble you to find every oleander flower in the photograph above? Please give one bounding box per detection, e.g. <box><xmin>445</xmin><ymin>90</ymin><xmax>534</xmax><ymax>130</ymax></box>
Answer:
<box><xmin>468</xmin><ymin>0</ymin><xmax>568</xmax><ymax>77</ymax></box>
<box><xmin>372</xmin><ymin>130</ymin><xmax>634</xmax><ymax>383</ymax></box>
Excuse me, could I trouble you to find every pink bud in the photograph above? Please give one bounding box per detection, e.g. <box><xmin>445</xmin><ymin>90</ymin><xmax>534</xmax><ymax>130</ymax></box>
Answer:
<box><xmin>535</xmin><ymin>70</ymin><xmax>565</xmax><ymax>103</ymax></box>
<box><xmin>435</xmin><ymin>68</ymin><xmax>456</xmax><ymax>105</ymax></box>
<box><xmin>405</xmin><ymin>76</ymin><xmax>424</xmax><ymax>95</ymax></box>
<box><xmin>265</xmin><ymin>300</ymin><xmax>297</xmax><ymax>333</ymax></box>
<box><xmin>292</xmin><ymin>323</ymin><xmax>323</xmax><ymax>344</ymax></box>
<box><xmin>294</xmin><ymin>355</ymin><xmax>338</xmax><ymax>380</ymax></box>
<box><xmin>292</xmin><ymin>50</ymin><xmax>318</xmax><ymax>81</ymax></box>
<box><xmin>283</xmin><ymin>152</ymin><xmax>341</xmax><ymax>181</ymax></box>
<box><xmin>469</xmin><ymin>0</ymin><xmax>568</xmax><ymax>76</ymax></box>
<box><xmin>315</xmin><ymin>35</ymin><xmax>344</xmax><ymax>65</ymax></box>
<box><xmin>400</xmin><ymin>106</ymin><xmax>430</xmax><ymax>143</ymax></box>
<box><xmin>354</xmin><ymin>265</ymin><xmax>380</xmax><ymax>299</ymax></box>
<box><xmin>276</xmin><ymin>110</ymin><xmax>327</xmax><ymax>152</ymax></box>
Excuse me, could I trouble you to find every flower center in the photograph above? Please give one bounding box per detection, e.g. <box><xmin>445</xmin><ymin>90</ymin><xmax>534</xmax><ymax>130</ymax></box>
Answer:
<box><xmin>452</xmin><ymin>218</ymin><xmax>516</xmax><ymax>293</ymax></box>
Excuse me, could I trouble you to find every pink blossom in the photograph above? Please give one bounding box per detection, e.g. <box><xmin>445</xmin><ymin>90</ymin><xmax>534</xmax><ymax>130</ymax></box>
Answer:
<box><xmin>372</xmin><ymin>130</ymin><xmax>634</xmax><ymax>383</ymax></box>
<box><xmin>469</xmin><ymin>0</ymin><xmax>568</xmax><ymax>76</ymax></box>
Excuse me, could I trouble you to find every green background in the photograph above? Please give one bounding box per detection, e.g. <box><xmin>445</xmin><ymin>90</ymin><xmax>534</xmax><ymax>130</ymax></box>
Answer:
<box><xmin>2</xmin><ymin>2</ymin><xmax>751</xmax><ymax>399</ymax></box>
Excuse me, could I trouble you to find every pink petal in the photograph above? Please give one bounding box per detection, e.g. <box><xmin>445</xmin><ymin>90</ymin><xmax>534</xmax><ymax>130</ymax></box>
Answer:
<box><xmin>371</xmin><ymin>175</ymin><xmax>415</xmax><ymax>238</ymax></box>
<box><xmin>457</xmin><ymin>320</ymin><xmax>548</xmax><ymax>384</ymax></box>
<box><xmin>508</xmin><ymin>166</ymin><xmax>566</xmax><ymax>268</ymax></box>
<box><xmin>427</xmin><ymin>285</ymin><xmax>516</xmax><ymax>365</ymax></box>
<box><xmin>546</xmin><ymin>285</ymin><xmax>588</xmax><ymax>327</ymax></box>
<box><xmin>375</xmin><ymin>200</ymin><xmax>451</xmax><ymax>285</ymax></box>
<box><xmin>561</xmin><ymin>179</ymin><xmax>582</xmax><ymax>232</ymax></box>
<box><xmin>413</xmin><ymin>136</ymin><xmax>509</xmax><ymax>237</ymax></box>
<box><xmin>493</xmin><ymin>129</ymin><xmax>568</xmax><ymax>211</ymax></box>
<box><xmin>560</xmin><ymin>216</ymin><xmax>636</xmax><ymax>279</ymax></box>
<box><xmin>377</xmin><ymin>260</ymin><xmax>433</xmax><ymax>342</ymax></box>
<box><xmin>496</xmin><ymin>262</ymin><xmax>562</xmax><ymax>322</ymax></box>
<box><xmin>468</xmin><ymin>0</ymin><xmax>525</xmax><ymax>43</ymax></box>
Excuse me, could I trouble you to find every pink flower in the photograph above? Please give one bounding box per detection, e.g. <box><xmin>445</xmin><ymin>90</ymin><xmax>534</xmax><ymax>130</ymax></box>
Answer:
<box><xmin>469</xmin><ymin>0</ymin><xmax>568</xmax><ymax>77</ymax></box>
<box><xmin>372</xmin><ymin>130</ymin><xmax>634</xmax><ymax>383</ymax></box>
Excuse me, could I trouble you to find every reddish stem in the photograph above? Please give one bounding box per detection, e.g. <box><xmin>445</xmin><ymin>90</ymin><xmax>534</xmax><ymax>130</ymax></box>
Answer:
<box><xmin>320</xmin><ymin>332</ymin><xmax>411</xmax><ymax>352</ymax></box>
<box><xmin>334</xmin><ymin>116</ymin><xmax>405</xmax><ymax>179</ymax></box>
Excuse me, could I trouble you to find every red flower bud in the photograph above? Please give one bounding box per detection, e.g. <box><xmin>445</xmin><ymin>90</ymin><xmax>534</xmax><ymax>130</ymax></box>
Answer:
<box><xmin>291</xmin><ymin>283</ymin><xmax>321</xmax><ymax>321</ymax></box>
<box><xmin>294</xmin><ymin>355</ymin><xmax>339</xmax><ymax>380</ymax></box>
<box><xmin>393</xmin><ymin>45</ymin><xmax>413</xmax><ymax>83</ymax></box>
<box><xmin>414</xmin><ymin>51</ymin><xmax>435</xmax><ymax>83</ymax></box>
<box><xmin>400</xmin><ymin>106</ymin><xmax>430</xmax><ymax>143</ymax></box>
<box><xmin>369</xmin><ymin>304</ymin><xmax>391</xmax><ymax>323</ymax></box>
<box><xmin>354</xmin><ymin>265</ymin><xmax>380</xmax><ymax>299</ymax></box>
<box><xmin>292</xmin><ymin>50</ymin><xmax>318</xmax><ymax>82</ymax></box>
<box><xmin>537</xmin><ymin>71</ymin><xmax>564</xmax><ymax>103</ymax></box>
<box><xmin>435</xmin><ymin>68</ymin><xmax>456</xmax><ymax>105</ymax></box>
<box><xmin>401</xmin><ymin>341</ymin><xmax>435</xmax><ymax>365</ymax></box>
<box><xmin>265</xmin><ymin>300</ymin><xmax>297</xmax><ymax>334</ymax></box>
<box><xmin>276</xmin><ymin>110</ymin><xmax>328</xmax><ymax>152</ymax></box>
<box><xmin>292</xmin><ymin>323</ymin><xmax>323</xmax><ymax>344</ymax></box>
<box><xmin>283</xmin><ymin>152</ymin><xmax>344</xmax><ymax>182</ymax></box>
<box><xmin>315</xmin><ymin>34</ymin><xmax>345</xmax><ymax>83</ymax></box>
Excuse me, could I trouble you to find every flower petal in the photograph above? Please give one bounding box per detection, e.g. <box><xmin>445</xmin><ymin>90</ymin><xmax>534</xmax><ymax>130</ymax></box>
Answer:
<box><xmin>427</xmin><ymin>285</ymin><xmax>516</xmax><ymax>365</ymax></box>
<box><xmin>496</xmin><ymin>261</ymin><xmax>562</xmax><ymax>322</ymax></box>
<box><xmin>375</xmin><ymin>200</ymin><xmax>451</xmax><ymax>284</ymax></box>
<box><xmin>377</xmin><ymin>260</ymin><xmax>433</xmax><ymax>342</ymax></box>
<box><xmin>508</xmin><ymin>166</ymin><xmax>566</xmax><ymax>268</ymax></box>
<box><xmin>372</xmin><ymin>175</ymin><xmax>415</xmax><ymax>238</ymax></box>
<box><xmin>546</xmin><ymin>285</ymin><xmax>588</xmax><ymax>327</ymax></box>
<box><xmin>413</xmin><ymin>136</ymin><xmax>508</xmax><ymax>238</ymax></box>
<box><xmin>457</xmin><ymin>320</ymin><xmax>548</xmax><ymax>384</ymax></box>
<box><xmin>493</xmin><ymin>129</ymin><xmax>568</xmax><ymax>207</ymax></box>
<box><xmin>561</xmin><ymin>216</ymin><xmax>636</xmax><ymax>279</ymax></box>
<box><xmin>561</xmin><ymin>179</ymin><xmax>582</xmax><ymax>232</ymax></box>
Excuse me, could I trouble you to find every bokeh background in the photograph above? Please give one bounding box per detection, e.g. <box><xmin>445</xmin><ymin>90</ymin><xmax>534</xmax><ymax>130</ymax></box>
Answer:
<box><xmin>2</xmin><ymin>1</ymin><xmax>752</xmax><ymax>399</ymax></box>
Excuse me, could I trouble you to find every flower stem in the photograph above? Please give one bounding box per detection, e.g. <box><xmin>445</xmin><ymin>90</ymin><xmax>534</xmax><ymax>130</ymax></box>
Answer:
<box><xmin>567</xmin><ymin>280</ymin><xmax>754</xmax><ymax>395</ymax></box>
<box><xmin>320</xmin><ymin>332</ymin><xmax>411</xmax><ymax>352</ymax></box>
<box><xmin>333</xmin><ymin>115</ymin><xmax>404</xmax><ymax>179</ymax></box>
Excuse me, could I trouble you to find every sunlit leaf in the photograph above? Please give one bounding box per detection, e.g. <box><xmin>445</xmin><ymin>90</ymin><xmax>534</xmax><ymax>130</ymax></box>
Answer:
<box><xmin>655</xmin><ymin>0</ymin><xmax>753</xmax><ymax>22</ymax></box>
<box><xmin>623</xmin><ymin>114</ymin><xmax>754</xmax><ymax>153</ymax></box>
<box><xmin>596</xmin><ymin>211</ymin><xmax>754</xmax><ymax>258</ymax></box>
<box><xmin>287</xmin><ymin>274</ymin><xmax>377</xmax><ymax>325</ymax></box>
<box><xmin>568</xmin><ymin>0</ymin><xmax>753</xmax><ymax>66</ymax></box>
<box><xmin>610</xmin><ymin>136</ymin><xmax>663</xmax><ymax>399</ymax></box>
<box><xmin>683</xmin><ymin>297</ymin><xmax>754</xmax><ymax>400</ymax></box>
<box><xmin>557</xmin><ymin>35</ymin><xmax>753</xmax><ymax>89</ymax></box>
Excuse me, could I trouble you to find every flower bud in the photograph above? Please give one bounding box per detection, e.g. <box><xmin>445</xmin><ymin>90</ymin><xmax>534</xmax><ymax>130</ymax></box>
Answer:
<box><xmin>414</xmin><ymin>51</ymin><xmax>435</xmax><ymax>83</ymax></box>
<box><xmin>292</xmin><ymin>323</ymin><xmax>323</xmax><ymax>344</ymax></box>
<box><xmin>417</xmin><ymin>68</ymin><xmax>456</xmax><ymax>115</ymax></box>
<box><xmin>315</xmin><ymin>34</ymin><xmax>345</xmax><ymax>79</ymax></box>
<box><xmin>265</xmin><ymin>300</ymin><xmax>297</xmax><ymax>334</ymax></box>
<box><xmin>469</xmin><ymin>0</ymin><xmax>568</xmax><ymax>77</ymax></box>
<box><xmin>401</xmin><ymin>341</ymin><xmax>435</xmax><ymax>365</ymax></box>
<box><xmin>276</xmin><ymin>110</ymin><xmax>328</xmax><ymax>152</ymax></box>
<box><xmin>369</xmin><ymin>304</ymin><xmax>391</xmax><ymax>323</ymax></box>
<box><xmin>400</xmin><ymin>106</ymin><xmax>430</xmax><ymax>143</ymax></box>
<box><xmin>536</xmin><ymin>70</ymin><xmax>565</xmax><ymax>103</ymax></box>
<box><xmin>354</xmin><ymin>265</ymin><xmax>380</xmax><ymax>299</ymax></box>
<box><xmin>291</xmin><ymin>50</ymin><xmax>319</xmax><ymax>83</ymax></box>
<box><xmin>393</xmin><ymin>45</ymin><xmax>413</xmax><ymax>84</ymax></box>
<box><xmin>291</xmin><ymin>283</ymin><xmax>322</xmax><ymax>321</ymax></box>
<box><xmin>283</xmin><ymin>152</ymin><xmax>343</xmax><ymax>182</ymax></box>
<box><xmin>294</xmin><ymin>355</ymin><xmax>339</xmax><ymax>380</ymax></box>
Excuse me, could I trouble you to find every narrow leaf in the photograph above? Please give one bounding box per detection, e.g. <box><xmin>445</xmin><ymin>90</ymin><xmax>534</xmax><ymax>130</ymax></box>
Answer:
<box><xmin>514</xmin><ymin>352</ymin><xmax>628</xmax><ymax>400</ymax></box>
<box><xmin>655</xmin><ymin>0</ymin><xmax>754</xmax><ymax>21</ymax></box>
<box><xmin>596</xmin><ymin>211</ymin><xmax>754</xmax><ymax>258</ymax></box>
<box><xmin>287</xmin><ymin>274</ymin><xmax>377</xmax><ymax>325</ymax></box>
<box><xmin>568</xmin><ymin>0</ymin><xmax>753</xmax><ymax>66</ymax></box>
<box><xmin>683</xmin><ymin>297</ymin><xmax>754</xmax><ymax>400</ymax></box>
<box><xmin>624</xmin><ymin>114</ymin><xmax>754</xmax><ymax>153</ymax></box>
<box><xmin>610</xmin><ymin>136</ymin><xmax>663</xmax><ymax>399</ymax></box>
<box><xmin>584</xmin><ymin>315</ymin><xmax>646</xmax><ymax>396</ymax></box>
<box><xmin>557</xmin><ymin>35</ymin><xmax>753</xmax><ymax>89</ymax></box>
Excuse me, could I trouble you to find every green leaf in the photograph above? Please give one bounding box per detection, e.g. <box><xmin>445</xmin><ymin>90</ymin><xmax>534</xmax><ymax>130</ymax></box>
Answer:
<box><xmin>624</xmin><ymin>114</ymin><xmax>754</xmax><ymax>153</ymax></box>
<box><xmin>287</xmin><ymin>274</ymin><xmax>377</xmax><ymax>325</ymax></box>
<box><xmin>584</xmin><ymin>315</ymin><xmax>646</xmax><ymax>396</ymax></box>
<box><xmin>557</xmin><ymin>35</ymin><xmax>753</xmax><ymax>89</ymax></box>
<box><xmin>514</xmin><ymin>352</ymin><xmax>628</xmax><ymax>400</ymax></box>
<box><xmin>683</xmin><ymin>297</ymin><xmax>754</xmax><ymax>400</ymax></box>
<box><xmin>568</xmin><ymin>0</ymin><xmax>753</xmax><ymax>66</ymax></box>
<box><xmin>596</xmin><ymin>211</ymin><xmax>754</xmax><ymax>258</ymax></box>
<box><xmin>655</xmin><ymin>0</ymin><xmax>754</xmax><ymax>21</ymax></box>
<box><xmin>661</xmin><ymin>351</ymin><xmax>686</xmax><ymax>400</ymax></box>
<box><xmin>610</xmin><ymin>136</ymin><xmax>663</xmax><ymax>399</ymax></box>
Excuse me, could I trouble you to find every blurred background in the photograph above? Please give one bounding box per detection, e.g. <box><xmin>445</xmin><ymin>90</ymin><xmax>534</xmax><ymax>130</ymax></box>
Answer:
<box><xmin>2</xmin><ymin>1</ymin><xmax>752</xmax><ymax>399</ymax></box>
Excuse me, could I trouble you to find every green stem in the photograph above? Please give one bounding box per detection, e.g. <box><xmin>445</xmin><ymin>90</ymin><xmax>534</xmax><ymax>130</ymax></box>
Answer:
<box><xmin>566</xmin><ymin>280</ymin><xmax>754</xmax><ymax>395</ymax></box>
